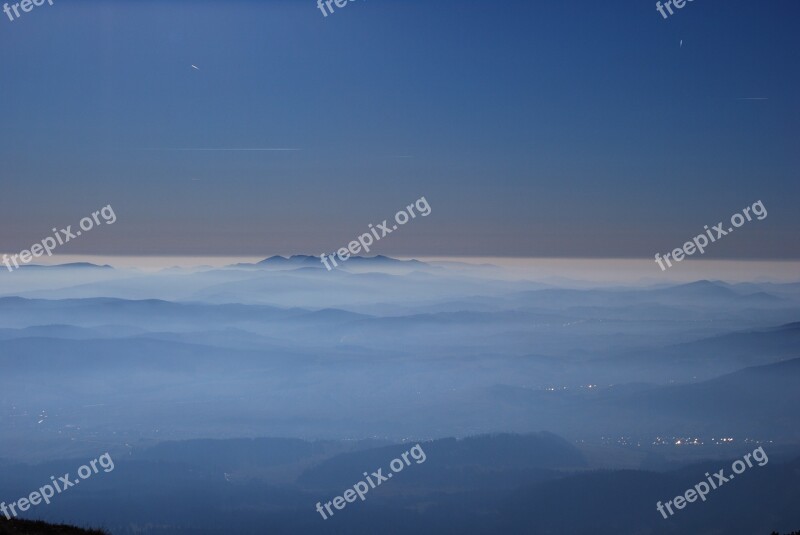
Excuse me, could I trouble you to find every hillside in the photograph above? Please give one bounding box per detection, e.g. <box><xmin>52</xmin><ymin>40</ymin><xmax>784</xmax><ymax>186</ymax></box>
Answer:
<box><xmin>0</xmin><ymin>518</ymin><xmax>106</xmax><ymax>535</ymax></box>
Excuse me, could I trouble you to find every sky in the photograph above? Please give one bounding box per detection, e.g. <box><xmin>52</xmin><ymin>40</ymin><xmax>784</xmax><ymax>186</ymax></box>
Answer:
<box><xmin>1</xmin><ymin>0</ymin><xmax>798</xmax><ymax>258</ymax></box>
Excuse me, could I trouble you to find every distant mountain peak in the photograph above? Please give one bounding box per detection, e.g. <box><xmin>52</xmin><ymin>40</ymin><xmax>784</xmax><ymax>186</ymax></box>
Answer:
<box><xmin>13</xmin><ymin>262</ymin><xmax>113</xmax><ymax>271</ymax></box>
<box><xmin>257</xmin><ymin>255</ymin><xmax>318</xmax><ymax>265</ymax></box>
<box><xmin>231</xmin><ymin>255</ymin><xmax>427</xmax><ymax>269</ymax></box>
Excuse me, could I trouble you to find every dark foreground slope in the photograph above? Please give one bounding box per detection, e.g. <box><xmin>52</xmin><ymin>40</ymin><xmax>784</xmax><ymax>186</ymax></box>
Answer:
<box><xmin>0</xmin><ymin>518</ymin><xmax>106</xmax><ymax>535</ymax></box>
<box><xmin>2</xmin><ymin>433</ymin><xmax>800</xmax><ymax>534</ymax></box>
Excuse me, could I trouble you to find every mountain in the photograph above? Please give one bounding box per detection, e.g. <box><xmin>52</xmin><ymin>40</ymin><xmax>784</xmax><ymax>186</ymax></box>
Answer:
<box><xmin>230</xmin><ymin>255</ymin><xmax>429</xmax><ymax>270</ymax></box>
<box><xmin>468</xmin><ymin>356</ymin><xmax>800</xmax><ymax>441</ymax></box>
<box><xmin>1</xmin><ymin>435</ymin><xmax>799</xmax><ymax>535</ymax></box>
<box><xmin>345</xmin><ymin>255</ymin><xmax>428</xmax><ymax>267</ymax></box>
<box><xmin>618</xmin><ymin>357</ymin><xmax>800</xmax><ymax>431</ymax></box>
<box><xmin>257</xmin><ymin>255</ymin><xmax>322</xmax><ymax>268</ymax></box>
<box><xmin>596</xmin><ymin>321</ymin><xmax>800</xmax><ymax>382</ymax></box>
<box><xmin>298</xmin><ymin>432</ymin><xmax>586</xmax><ymax>490</ymax></box>
<box><xmin>494</xmin><ymin>456</ymin><xmax>800</xmax><ymax>535</ymax></box>
<box><xmin>9</xmin><ymin>263</ymin><xmax>113</xmax><ymax>271</ymax></box>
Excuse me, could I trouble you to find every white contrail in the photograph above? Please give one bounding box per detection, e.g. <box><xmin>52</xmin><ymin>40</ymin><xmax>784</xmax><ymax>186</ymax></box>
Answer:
<box><xmin>135</xmin><ymin>148</ymin><xmax>301</xmax><ymax>151</ymax></box>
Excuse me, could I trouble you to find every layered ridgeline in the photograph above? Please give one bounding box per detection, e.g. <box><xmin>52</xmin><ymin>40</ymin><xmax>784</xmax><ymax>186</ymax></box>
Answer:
<box><xmin>1</xmin><ymin>259</ymin><xmax>799</xmax><ymax>533</ymax></box>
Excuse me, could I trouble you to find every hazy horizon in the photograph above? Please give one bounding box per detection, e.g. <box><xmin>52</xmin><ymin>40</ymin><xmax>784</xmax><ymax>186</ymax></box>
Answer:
<box><xmin>3</xmin><ymin>254</ymin><xmax>799</xmax><ymax>283</ymax></box>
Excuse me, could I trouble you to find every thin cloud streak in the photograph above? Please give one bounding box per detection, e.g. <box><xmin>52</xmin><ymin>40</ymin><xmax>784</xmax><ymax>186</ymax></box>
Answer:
<box><xmin>133</xmin><ymin>148</ymin><xmax>301</xmax><ymax>151</ymax></box>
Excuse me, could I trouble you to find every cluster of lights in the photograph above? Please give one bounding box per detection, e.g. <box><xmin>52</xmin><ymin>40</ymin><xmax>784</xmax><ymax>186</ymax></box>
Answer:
<box><xmin>743</xmin><ymin>438</ymin><xmax>772</xmax><ymax>444</ymax></box>
<box><xmin>584</xmin><ymin>435</ymin><xmax>773</xmax><ymax>448</ymax></box>
<box><xmin>598</xmin><ymin>436</ymin><xmax>640</xmax><ymax>446</ymax></box>
<box><xmin>651</xmin><ymin>436</ymin><xmax>703</xmax><ymax>446</ymax></box>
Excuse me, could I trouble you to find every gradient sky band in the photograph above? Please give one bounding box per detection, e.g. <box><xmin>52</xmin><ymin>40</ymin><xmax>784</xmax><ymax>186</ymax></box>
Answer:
<box><xmin>316</xmin><ymin>0</ymin><xmax>360</xmax><ymax>18</ymax></box>
<box><xmin>655</xmin><ymin>0</ymin><xmax>694</xmax><ymax>20</ymax></box>
<box><xmin>3</xmin><ymin>0</ymin><xmax>54</xmax><ymax>22</ymax></box>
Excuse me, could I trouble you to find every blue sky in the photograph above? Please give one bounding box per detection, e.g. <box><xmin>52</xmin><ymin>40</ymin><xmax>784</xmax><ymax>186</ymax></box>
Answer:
<box><xmin>1</xmin><ymin>0</ymin><xmax>798</xmax><ymax>257</ymax></box>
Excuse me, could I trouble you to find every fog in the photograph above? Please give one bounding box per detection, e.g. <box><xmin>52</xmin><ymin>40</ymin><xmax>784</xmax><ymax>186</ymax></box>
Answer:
<box><xmin>1</xmin><ymin>257</ymin><xmax>799</xmax><ymax>533</ymax></box>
